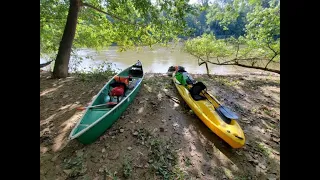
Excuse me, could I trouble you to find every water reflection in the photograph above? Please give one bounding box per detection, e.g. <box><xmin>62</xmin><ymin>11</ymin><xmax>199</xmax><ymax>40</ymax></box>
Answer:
<box><xmin>40</xmin><ymin>46</ymin><xmax>279</xmax><ymax>75</ymax></box>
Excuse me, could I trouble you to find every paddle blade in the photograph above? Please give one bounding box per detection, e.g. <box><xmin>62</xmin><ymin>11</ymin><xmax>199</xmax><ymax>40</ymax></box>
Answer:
<box><xmin>76</xmin><ymin>106</ymin><xmax>86</xmax><ymax>111</ymax></box>
<box><xmin>217</xmin><ymin>105</ymin><xmax>239</xmax><ymax>120</ymax></box>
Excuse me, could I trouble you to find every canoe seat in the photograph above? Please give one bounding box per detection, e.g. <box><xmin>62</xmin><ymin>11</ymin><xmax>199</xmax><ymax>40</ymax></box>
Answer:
<box><xmin>189</xmin><ymin>82</ymin><xmax>207</xmax><ymax>101</ymax></box>
<box><xmin>129</xmin><ymin>62</ymin><xmax>143</xmax><ymax>77</ymax></box>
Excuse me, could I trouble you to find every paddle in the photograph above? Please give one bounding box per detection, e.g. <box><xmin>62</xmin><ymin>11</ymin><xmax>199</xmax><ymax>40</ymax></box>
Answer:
<box><xmin>202</xmin><ymin>90</ymin><xmax>239</xmax><ymax>120</ymax></box>
<box><xmin>76</xmin><ymin>102</ymin><xmax>117</xmax><ymax>111</ymax></box>
<box><xmin>216</xmin><ymin>105</ymin><xmax>239</xmax><ymax>120</ymax></box>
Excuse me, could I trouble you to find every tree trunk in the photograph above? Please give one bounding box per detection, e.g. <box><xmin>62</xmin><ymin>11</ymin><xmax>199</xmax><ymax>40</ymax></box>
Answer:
<box><xmin>52</xmin><ymin>0</ymin><xmax>81</xmax><ymax>78</ymax></box>
<box><xmin>205</xmin><ymin>62</ymin><xmax>210</xmax><ymax>77</ymax></box>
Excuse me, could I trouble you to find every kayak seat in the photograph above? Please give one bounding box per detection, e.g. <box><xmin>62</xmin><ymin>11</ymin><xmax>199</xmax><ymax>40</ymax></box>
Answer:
<box><xmin>189</xmin><ymin>82</ymin><xmax>207</xmax><ymax>101</ymax></box>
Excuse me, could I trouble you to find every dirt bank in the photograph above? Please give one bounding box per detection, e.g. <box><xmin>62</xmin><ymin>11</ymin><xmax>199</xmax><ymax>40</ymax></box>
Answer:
<box><xmin>40</xmin><ymin>71</ymin><xmax>280</xmax><ymax>180</ymax></box>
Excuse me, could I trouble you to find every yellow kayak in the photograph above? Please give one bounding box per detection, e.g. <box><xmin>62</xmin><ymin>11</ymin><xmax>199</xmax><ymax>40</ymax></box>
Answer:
<box><xmin>172</xmin><ymin>71</ymin><xmax>245</xmax><ymax>148</ymax></box>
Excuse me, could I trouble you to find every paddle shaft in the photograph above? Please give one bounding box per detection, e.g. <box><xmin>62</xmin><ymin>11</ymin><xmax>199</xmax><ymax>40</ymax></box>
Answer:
<box><xmin>84</xmin><ymin>102</ymin><xmax>116</xmax><ymax>109</ymax></box>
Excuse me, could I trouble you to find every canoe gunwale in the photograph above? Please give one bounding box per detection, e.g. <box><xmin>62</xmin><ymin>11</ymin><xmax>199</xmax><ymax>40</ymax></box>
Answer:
<box><xmin>68</xmin><ymin>63</ymin><xmax>144</xmax><ymax>140</ymax></box>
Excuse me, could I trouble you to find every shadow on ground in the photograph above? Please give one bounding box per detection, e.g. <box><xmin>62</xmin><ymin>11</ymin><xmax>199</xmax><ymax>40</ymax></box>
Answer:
<box><xmin>40</xmin><ymin>72</ymin><xmax>280</xmax><ymax>180</ymax></box>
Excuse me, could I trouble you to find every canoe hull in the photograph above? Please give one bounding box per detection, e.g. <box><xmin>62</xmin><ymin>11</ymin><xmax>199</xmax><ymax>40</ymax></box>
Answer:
<box><xmin>69</xmin><ymin>61</ymin><xmax>144</xmax><ymax>145</ymax></box>
<box><xmin>76</xmin><ymin>82</ymin><xmax>142</xmax><ymax>144</ymax></box>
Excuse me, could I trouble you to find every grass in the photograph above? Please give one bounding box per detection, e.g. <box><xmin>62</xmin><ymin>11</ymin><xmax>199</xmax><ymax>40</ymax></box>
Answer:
<box><xmin>132</xmin><ymin>128</ymin><xmax>188</xmax><ymax>179</ymax></box>
<box><xmin>73</xmin><ymin>62</ymin><xmax>119</xmax><ymax>82</ymax></box>
<box><xmin>211</xmin><ymin>76</ymin><xmax>240</xmax><ymax>87</ymax></box>
<box><xmin>105</xmin><ymin>170</ymin><xmax>119</xmax><ymax>180</ymax></box>
<box><xmin>148</xmin><ymin>138</ymin><xmax>177</xmax><ymax>179</ymax></box>
<box><xmin>122</xmin><ymin>156</ymin><xmax>133</xmax><ymax>178</ymax></box>
<box><xmin>257</xmin><ymin>143</ymin><xmax>271</xmax><ymax>157</ymax></box>
<box><xmin>269</xmin><ymin>123</ymin><xmax>276</xmax><ymax>129</ymax></box>
<box><xmin>136</xmin><ymin>128</ymin><xmax>152</xmax><ymax>145</ymax></box>
<box><xmin>62</xmin><ymin>156</ymin><xmax>86</xmax><ymax>178</ymax></box>
<box><xmin>184</xmin><ymin>156</ymin><xmax>192</xmax><ymax>167</ymax></box>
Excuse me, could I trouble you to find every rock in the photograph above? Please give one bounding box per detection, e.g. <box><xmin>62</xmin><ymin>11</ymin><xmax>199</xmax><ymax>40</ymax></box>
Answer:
<box><xmin>167</xmin><ymin>155</ymin><xmax>174</xmax><ymax>160</ymax></box>
<box><xmin>272</xmin><ymin>137</ymin><xmax>280</xmax><ymax>143</ymax></box>
<box><xmin>108</xmin><ymin>152</ymin><xmax>119</xmax><ymax>160</ymax></box>
<box><xmin>63</xmin><ymin>169</ymin><xmax>72</xmax><ymax>175</ymax></box>
<box><xmin>159</xmin><ymin>127</ymin><xmax>164</xmax><ymax>132</ymax></box>
<box><xmin>162</xmin><ymin>119</ymin><xmax>166</xmax><ymax>123</ymax></box>
<box><xmin>120</xmin><ymin>129</ymin><xmax>124</xmax><ymax>133</ymax></box>
<box><xmin>190</xmin><ymin>151</ymin><xmax>196</xmax><ymax>157</ymax></box>
<box><xmin>102</xmin><ymin>148</ymin><xmax>106</xmax><ymax>153</ymax></box>
<box><xmin>98</xmin><ymin>167</ymin><xmax>105</xmax><ymax>173</ymax></box>
<box><xmin>267</xmin><ymin>174</ymin><xmax>278</xmax><ymax>180</ymax></box>
<box><xmin>272</xmin><ymin>151</ymin><xmax>280</xmax><ymax>155</ymax></box>
<box><xmin>255</xmin><ymin>166</ymin><xmax>262</xmax><ymax>173</ymax></box>
<box><xmin>127</xmin><ymin>147</ymin><xmax>133</xmax><ymax>151</ymax></box>
<box><xmin>248</xmin><ymin>159</ymin><xmax>259</xmax><ymax>165</ymax></box>
<box><xmin>259</xmin><ymin>163</ymin><xmax>267</xmax><ymax>170</ymax></box>
<box><xmin>135</xmin><ymin>164</ymin><xmax>144</xmax><ymax>168</ymax></box>
<box><xmin>201</xmin><ymin>172</ymin><xmax>205</xmax><ymax>176</ymax></box>
<box><xmin>144</xmin><ymin>164</ymin><xmax>149</xmax><ymax>168</ymax></box>
<box><xmin>133</xmin><ymin>131</ymin><xmax>139</xmax><ymax>136</ymax></box>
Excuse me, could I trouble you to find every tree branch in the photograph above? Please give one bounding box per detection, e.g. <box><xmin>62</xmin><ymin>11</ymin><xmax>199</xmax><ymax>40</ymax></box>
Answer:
<box><xmin>218</xmin><ymin>57</ymin><xmax>263</xmax><ymax>65</ymax></box>
<box><xmin>266</xmin><ymin>42</ymin><xmax>279</xmax><ymax>55</ymax></box>
<box><xmin>189</xmin><ymin>52</ymin><xmax>206</xmax><ymax>65</ymax></box>
<box><xmin>265</xmin><ymin>54</ymin><xmax>277</xmax><ymax>69</ymax></box>
<box><xmin>265</xmin><ymin>42</ymin><xmax>279</xmax><ymax>69</ymax></box>
<box><xmin>81</xmin><ymin>2</ymin><xmax>140</xmax><ymax>26</ymax></box>
<box><xmin>205</xmin><ymin>60</ymin><xmax>280</xmax><ymax>74</ymax></box>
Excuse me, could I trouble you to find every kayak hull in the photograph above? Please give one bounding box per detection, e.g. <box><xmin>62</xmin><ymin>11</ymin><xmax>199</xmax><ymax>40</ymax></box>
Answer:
<box><xmin>172</xmin><ymin>72</ymin><xmax>245</xmax><ymax>148</ymax></box>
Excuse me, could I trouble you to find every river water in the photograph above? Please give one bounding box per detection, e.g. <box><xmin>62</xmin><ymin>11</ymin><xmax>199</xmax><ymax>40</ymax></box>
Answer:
<box><xmin>40</xmin><ymin>45</ymin><xmax>279</xmax><ymax>75</ymax></box>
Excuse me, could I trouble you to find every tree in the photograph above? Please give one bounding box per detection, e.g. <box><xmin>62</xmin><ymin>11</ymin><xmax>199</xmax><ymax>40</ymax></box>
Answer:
<box><xmin>40</xmin><ymin>0</ymin><xmax>192</xmax><ymax>78</ymax></box>
<box><xmin>184</xmin><ymin>0</ymin><xmax>280</xmax><ymax>75</ymax></box>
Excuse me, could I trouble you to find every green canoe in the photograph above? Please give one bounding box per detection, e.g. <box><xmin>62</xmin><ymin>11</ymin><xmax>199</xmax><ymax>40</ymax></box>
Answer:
<box><xmin>69</xmin><ymin>61</ymin><xmax>144</xmax><ymax>144</ymax></box>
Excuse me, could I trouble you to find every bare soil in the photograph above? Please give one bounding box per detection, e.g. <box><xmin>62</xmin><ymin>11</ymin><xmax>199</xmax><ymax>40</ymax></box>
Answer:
<box><xmin>40</xmin><ymin>71</ymin><xmax>280</xmax><ymax>180</ymax></box>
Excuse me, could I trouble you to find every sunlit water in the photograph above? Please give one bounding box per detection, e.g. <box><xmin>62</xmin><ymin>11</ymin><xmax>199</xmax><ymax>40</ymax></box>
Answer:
<box><xmin>40</xmin><ymin>45</ymin><xmax>279</xmax><ymax>75</ymax></box>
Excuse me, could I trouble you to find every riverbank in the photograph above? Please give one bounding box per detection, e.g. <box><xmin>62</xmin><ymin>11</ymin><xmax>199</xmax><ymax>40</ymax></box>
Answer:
<box><xmin>40</xmin><ymin>71</ymin><xmax>280</xmax><ymax>180</ymax></box>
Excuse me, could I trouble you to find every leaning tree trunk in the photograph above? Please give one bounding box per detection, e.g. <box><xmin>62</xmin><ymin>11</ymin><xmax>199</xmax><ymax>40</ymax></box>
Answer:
<box><xmin>52</xmin><ymin>0</ymin><xmax>81</xmax><ymax>78</ymax></box>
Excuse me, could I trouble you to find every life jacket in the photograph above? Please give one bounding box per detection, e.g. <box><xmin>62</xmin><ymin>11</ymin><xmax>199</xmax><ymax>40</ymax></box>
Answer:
<box><xmin>114</xmin><ymin>76</ymin><xmax>130</xmax><ymax>86</ymax></box>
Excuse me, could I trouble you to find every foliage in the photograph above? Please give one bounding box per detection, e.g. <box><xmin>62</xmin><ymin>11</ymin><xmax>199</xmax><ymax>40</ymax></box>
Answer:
<box><xmin>74</xmin><ymin>61</ymin><xmax>120</xmax><ymax>82</ymax></box>
<box><xmin>184</xmin><ymin>0</ymin><xmax>280</xmax><ymax>74</ymax></box>
<box><xmin>40</xmin><ymin>0</ymin><xmax>193</xmax><ymax>57</ymax></box>
<box><xmin>185</xmin><ymin>33</ymin><xmax>233</xmax><ymax>59</ymax></box>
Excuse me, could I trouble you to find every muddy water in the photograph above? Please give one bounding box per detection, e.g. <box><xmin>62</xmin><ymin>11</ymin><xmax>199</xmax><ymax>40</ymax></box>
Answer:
<box><xmin>40</xmin><ymin>45</ymin><xmax>279</xmax><ymax>75</ymax></box>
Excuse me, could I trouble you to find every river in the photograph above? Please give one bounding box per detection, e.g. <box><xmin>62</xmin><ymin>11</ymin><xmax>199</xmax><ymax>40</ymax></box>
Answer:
<box><xmin>40</xmin><ymin>45</ymin><xmax>279</xmax><ymax>75</ymax></box>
